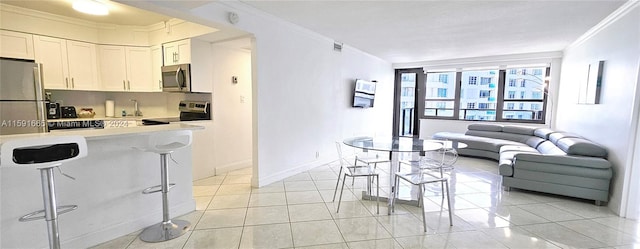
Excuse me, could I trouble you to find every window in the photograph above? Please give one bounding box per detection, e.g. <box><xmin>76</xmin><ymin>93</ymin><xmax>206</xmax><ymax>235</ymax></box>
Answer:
<box><xmin>460</xmin><ymin>70</ymin><xmax>498</xmax><ymax>120</ymax></box>
<box><xmin>533</xmin><ymin>69</ymin><xmax>543</xmax><ymax>75</ymax></box>
<box><xmin>424</xmin><ymin>72</ymin><xmax>457</xmax><ymax>117</ymax></box>
<box><xmin>437</xmin><ymin>88</ymin><xmax>447</xmax><ymax>97</ymax></box>
<box><xmin>479</xmin><ymin>90</ymin><xmax>491</xmax><ymax>98</ymax></box>
<box><xmin>501</xmin><ymin>66</ymin><xmax>548</xmax><ymax>121</ymax></box>
<box><xmin>532</xmin><ymin>91</ymin><xmax>543</xmax><ymax>99</ymax></box>
<box><xmin>402</xmin><ymin>87</ymin><xmax>414</xmax><ymax>97</ymax></box>
<box><xmin>468</xmin><ymin>76</ymin><xmax>477</xmax><ymax>85</ymax></box>
<box><xmin>506</xmin><ymin>103</ymin><xmax>514</xmax><ymax>110</ymax></box>
<box><xmin>439</xmin><ymin>74</ymin><xmax>448</xmax><ymax>84</ymax></box>
<box><xmin>420</xmin><ymin>66</ymin><xmax>550</xmax><ymax>123</ymax></box>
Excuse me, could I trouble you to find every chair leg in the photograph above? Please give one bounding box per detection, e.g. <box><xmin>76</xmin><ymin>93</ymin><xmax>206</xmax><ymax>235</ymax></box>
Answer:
<box><xmin>367</xmin><ymin>176</ymin><xmax>372</xmax><ymax>200</ymax></box>
<box><xmin>444</xmin><ymin>179</ymin><xmax>453</xmax><ymax>226</ymax></box>
<box><xmin>419</xmin><ymin>183</ymin><xmax>427</xmax><ymax>232</ymax></box>
<box><xmin>332</xmin><ymin>166</ymin><xmax>343</xmax><ymax>202</ymax></box>
<box><xmin>337</xmin><ymin>174</ymin><xmax>348</xmax><ymax>213</ymax></box>
<box><xmin>376</xmin><ymin>175</ymin><xmax>379</xmax><ymax>214</ymax></box>
<box><xmin>392</xmin><ymin>175</ymin><xmax>400</xmax><ymax>213</ymax></box>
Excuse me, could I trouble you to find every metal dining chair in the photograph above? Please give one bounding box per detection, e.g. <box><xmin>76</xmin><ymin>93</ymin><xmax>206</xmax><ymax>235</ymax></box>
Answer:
<box><xmin>333</xmin><ymin>141</ymin><xmax>380</xmax><ymax>214</ymax></box>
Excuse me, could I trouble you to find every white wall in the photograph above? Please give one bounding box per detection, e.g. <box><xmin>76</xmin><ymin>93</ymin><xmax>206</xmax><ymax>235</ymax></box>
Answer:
<box><xmin>210</xmin><ymin>41</ymin><xmax>253</xmax><ymax>174</ymax></box>
<box><xmin>123</xmin><ymin>1</ymin><xmax>394</xmax><ymax>187</ymax></box>
<box><xmin>555</xmin><ymin>3</ymin><xmax>639</xmax><ymax>215</ymax></box>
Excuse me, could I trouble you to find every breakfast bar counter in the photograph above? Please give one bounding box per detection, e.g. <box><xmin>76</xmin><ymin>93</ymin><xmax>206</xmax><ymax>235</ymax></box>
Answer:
<box><xmin>0</xmin><ymin>124</ymin><xmax>202</xmax><ymax>248</ymax></box>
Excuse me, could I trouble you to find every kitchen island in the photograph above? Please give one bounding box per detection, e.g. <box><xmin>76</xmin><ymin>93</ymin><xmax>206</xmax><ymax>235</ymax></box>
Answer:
<box><xmin>0</xmin><ymin>124</ymin><xmax>202</xmax><ymax>248</ymax></box>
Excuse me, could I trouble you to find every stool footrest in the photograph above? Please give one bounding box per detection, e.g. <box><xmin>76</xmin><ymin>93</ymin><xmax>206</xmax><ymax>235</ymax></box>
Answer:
<box><xmin>19</xmin><ymin>205</ymin><xmax>78</xmax><ymax>222</ymax></box>
<box><xmin>142</xmin><ymin>183</ymin><xmax>176</xmax><ymax>194</ymax></box>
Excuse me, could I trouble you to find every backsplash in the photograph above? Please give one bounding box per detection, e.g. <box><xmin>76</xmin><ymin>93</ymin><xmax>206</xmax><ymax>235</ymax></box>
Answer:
<box><xmin>48</xmin><ymin>90</ymin><xmax>211</xmax><ymax>118</ymax></box>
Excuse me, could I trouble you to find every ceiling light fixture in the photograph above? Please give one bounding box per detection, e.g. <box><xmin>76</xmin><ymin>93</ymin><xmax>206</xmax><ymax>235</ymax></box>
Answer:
<box><xmin>72</xmin><ymin>0</ymin><xmax>109</xmax><ymax>16</ymax></box>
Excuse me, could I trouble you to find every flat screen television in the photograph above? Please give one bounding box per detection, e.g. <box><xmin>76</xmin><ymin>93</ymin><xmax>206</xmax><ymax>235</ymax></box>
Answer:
<box><xmin>352</xmin><ymin>79</ymin><xmax>376</xmax><ymax>108</ymax></box>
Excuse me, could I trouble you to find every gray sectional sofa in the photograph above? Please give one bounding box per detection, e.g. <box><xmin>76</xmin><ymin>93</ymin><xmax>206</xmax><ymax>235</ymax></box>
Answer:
<box><xmin>433</xmin><ymin>123</ymin><xmax>612</xmax><ymax>205</ymax></box>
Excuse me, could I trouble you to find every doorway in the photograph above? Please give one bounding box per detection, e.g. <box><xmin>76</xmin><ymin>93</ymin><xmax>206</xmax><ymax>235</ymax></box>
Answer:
<box><xmin>393</xmin><ymin>68</ymin><xmax>424</xmax><ymax>137</ymax></box>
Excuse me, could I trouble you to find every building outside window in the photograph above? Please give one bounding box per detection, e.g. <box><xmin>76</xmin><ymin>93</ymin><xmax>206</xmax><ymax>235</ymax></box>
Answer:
<box><xmin>439</xmin><ymin>74</ymin><xmax>448</xmax><ymax>84</ymax></box>
<box><xmin>506</xmin><ymin>103</ymin><xmax>514</xmax><ymax>110</ymax></box>
<box><xmin>508</xmin><ymin>91</ymin><xmax>516</xmax><ymax>99</ymax></box>
<box><xmin>533</xmin><ymin>69</ymin><xmax>543</xmax><ymax>75</ymax></box>
<box><xmin>509</xmin><ymin>69</ymin><xmax>517</xmax><ymax>75</ymax></box>
<box><xmin>459</xmin><ymin>70</ymin><xmax>497</xmax><ymax>120</ymax></box>
<box><xmin>520</xmin><ymin>91</ymin><xmax>525</xmax><ymax>99</ymax></box>
<box><xmin>437</xmin><ymin>88</ymin><xmax>448</xmax><ymax>97</ymax></box>
<box><xmin>468</xmin><ymin>76</ymin><xmax>477</xmax><ymax>85</ymax></box>
<box><xmin>521</xmin><ymin>80</ymin><xmax>526</xmax><ymax>87</ymax></box>
<box><xmin>479</xmin><ymin>90</ymin><xmax>491</xmax><ymax>98</ymax></box>
<box><xmin>467</xmin><ymin>103</ymin><xmax>475</xmax><ymax>109</ymax></box>
<box><xmin>509</xmin><ymin>79</ymin><xmax>516</xmax><ymax>87</ymax></box>
<box><xmin>519</xmin><ymin>103</ymin><xmax>524</xmax><ymax>109</ymax></box>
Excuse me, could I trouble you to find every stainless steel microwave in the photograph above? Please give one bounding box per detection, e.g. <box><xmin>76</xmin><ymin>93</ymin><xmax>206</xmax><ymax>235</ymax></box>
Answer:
<box><xmin>161</xmin><ymin>63</ymin><xmax>191</xmax><ymax>92</ymax></box>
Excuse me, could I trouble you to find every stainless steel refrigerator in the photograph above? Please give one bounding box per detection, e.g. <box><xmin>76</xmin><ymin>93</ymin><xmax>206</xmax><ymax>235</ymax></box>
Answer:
<box><xmin>0</xmin><ymin>58</ymin><xmax>47</xmax><ymax>135</ymax></box>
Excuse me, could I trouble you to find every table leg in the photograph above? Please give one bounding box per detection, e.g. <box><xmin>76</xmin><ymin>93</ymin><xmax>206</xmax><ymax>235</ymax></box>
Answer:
<box><xmin>388</xmin><ymin>151</ymin><xmax>400</xmax><ymax>215</ymax></box>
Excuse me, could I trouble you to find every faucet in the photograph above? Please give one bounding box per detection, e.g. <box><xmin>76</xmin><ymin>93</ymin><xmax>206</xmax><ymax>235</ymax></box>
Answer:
<box><xmin>130</xmin><ymin>99</ymin><xmax>142</xmax><ymax>117</ymax></box>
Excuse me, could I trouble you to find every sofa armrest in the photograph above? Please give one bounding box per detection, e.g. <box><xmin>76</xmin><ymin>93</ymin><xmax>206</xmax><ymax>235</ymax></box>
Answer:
<box><xmin>514</xmin><ymin>153</ymin><xmax>611</xmax><ymax>169</ymax></box>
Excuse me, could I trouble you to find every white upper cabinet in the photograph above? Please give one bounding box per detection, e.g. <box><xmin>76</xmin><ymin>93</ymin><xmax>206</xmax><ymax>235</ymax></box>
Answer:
<box><xmin>98</xmin><ymin>45</ymin><xmax>128</xmax><ymax>91</ymax></box>
<box><xmin>0</xmin><ymin>30</ymin><xmax>34</xmax><ymax>60</ymax></box>
<box><xmin>33</xmin><ymin>35</ymin><xmax>70</xmax><ymax>90</ymax></box>
<box><xmin>98</xmin><ymin>45</ymin><xmax>152</xmax><ymax>92</ymax></box>
<box><xmin>66</xmin><ymin>40</ymin><xmax>100</xmax><ymax>90</ymax></box>
<box><xmin>163</xmin><ymin>38</ymin><xmax>212</xmax><ymax>93</ymax></box>
<box><xmin>163</xmin><ymin>39</ymin><xmax>191</xmax><ymax>66</ymax></box>
<box><xmin>126</xmin><ymin>47</ymin><xmax>152</xmax><ymax>92</ymax></box>
<box><xmin>34</xmin><ymin>36</ymin><xmax>99</xmax><ymax>90</ymax></box>
<box><xmin>151</xmin><ymin>45</ymin><xmax>163</xmax><ymax>92</ymax></box>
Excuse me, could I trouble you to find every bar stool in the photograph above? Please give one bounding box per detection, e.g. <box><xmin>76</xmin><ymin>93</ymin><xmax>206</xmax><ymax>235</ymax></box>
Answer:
<box><xmin>1</xmin><ymin>136</ymin><xmax>87</xmax><ymax>249</ymax></box>
<box><xmin>135</xmin><ymin>130</ymin><xmax>192</xmax><ymax>243</ymax></box>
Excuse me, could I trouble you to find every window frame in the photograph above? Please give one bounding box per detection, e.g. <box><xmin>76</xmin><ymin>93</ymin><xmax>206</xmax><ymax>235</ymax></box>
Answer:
<box><xmin>420</xmin><ymin>67</ymin><xmax>550</xmax><ymax>124</ymax></box>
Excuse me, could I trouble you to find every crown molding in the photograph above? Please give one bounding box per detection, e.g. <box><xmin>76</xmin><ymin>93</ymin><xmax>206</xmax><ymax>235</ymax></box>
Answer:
<box><xmin>567</xmin><ymin>0</ymin><xmax>640</xmax><ymax>50</ymax></box>
<box><xmin>0</xmin><ymin>3</ymin><xmax>170</xmax><ymax>32</ymax></box>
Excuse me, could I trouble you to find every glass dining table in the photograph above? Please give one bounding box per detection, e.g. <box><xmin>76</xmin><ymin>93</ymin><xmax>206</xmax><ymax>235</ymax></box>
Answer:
<box><xmin>343</xmin><ymin>136</ymin><xmax>466</xmax><ymax>215</ymax></box>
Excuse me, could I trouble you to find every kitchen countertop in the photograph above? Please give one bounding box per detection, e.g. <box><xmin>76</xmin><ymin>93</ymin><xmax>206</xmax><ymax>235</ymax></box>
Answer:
<box><xmin>0</xmin><ymin>123</ymin><xmax>204</xmax><ymax>143</ymax></box>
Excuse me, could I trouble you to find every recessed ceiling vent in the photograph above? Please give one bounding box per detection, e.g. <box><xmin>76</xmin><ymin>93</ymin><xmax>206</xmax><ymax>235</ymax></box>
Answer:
<box><xmin>333</xmin><ymin>41</ymin><xmax>343</xmax><ymax>52</ymax></box>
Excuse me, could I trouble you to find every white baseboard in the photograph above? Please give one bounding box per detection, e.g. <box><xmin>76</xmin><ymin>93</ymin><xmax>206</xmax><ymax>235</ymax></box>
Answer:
<box><xmin>257</xmin><ymin>156</ymin><xmax>334</xmax><ymax>187</ymax></box>
<box><xmin>215</xmin><ymin>160</ymin><xmax>253</xmax><ymax>175</ymax></box>
<box><xmin>62</xmin><ymin>200</ymin><xmax>196</xmax><ymax>248</ymax></box>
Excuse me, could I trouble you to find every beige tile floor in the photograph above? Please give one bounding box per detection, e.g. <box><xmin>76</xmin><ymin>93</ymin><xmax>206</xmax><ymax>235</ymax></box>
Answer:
<box><xmin>92</xmin><ymin>156</ymin><xmax>639</xmax><ymax>249</ymax></box>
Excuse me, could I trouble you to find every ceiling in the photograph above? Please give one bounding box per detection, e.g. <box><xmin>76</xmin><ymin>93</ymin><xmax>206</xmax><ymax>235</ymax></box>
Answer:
<box><xmin>240</xmin><ymin>0</ymin><xmax>626</xmax><ymax>63</ymax></box>
<box><xmin>2</xmin><ymin>1</ymin><xmax>626</xmax><ymax>62</ymax></box>
<box><xmin>1</xmin><ymin>0</ymin><xmax>172</xmax><ymax>26</ymax></box>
